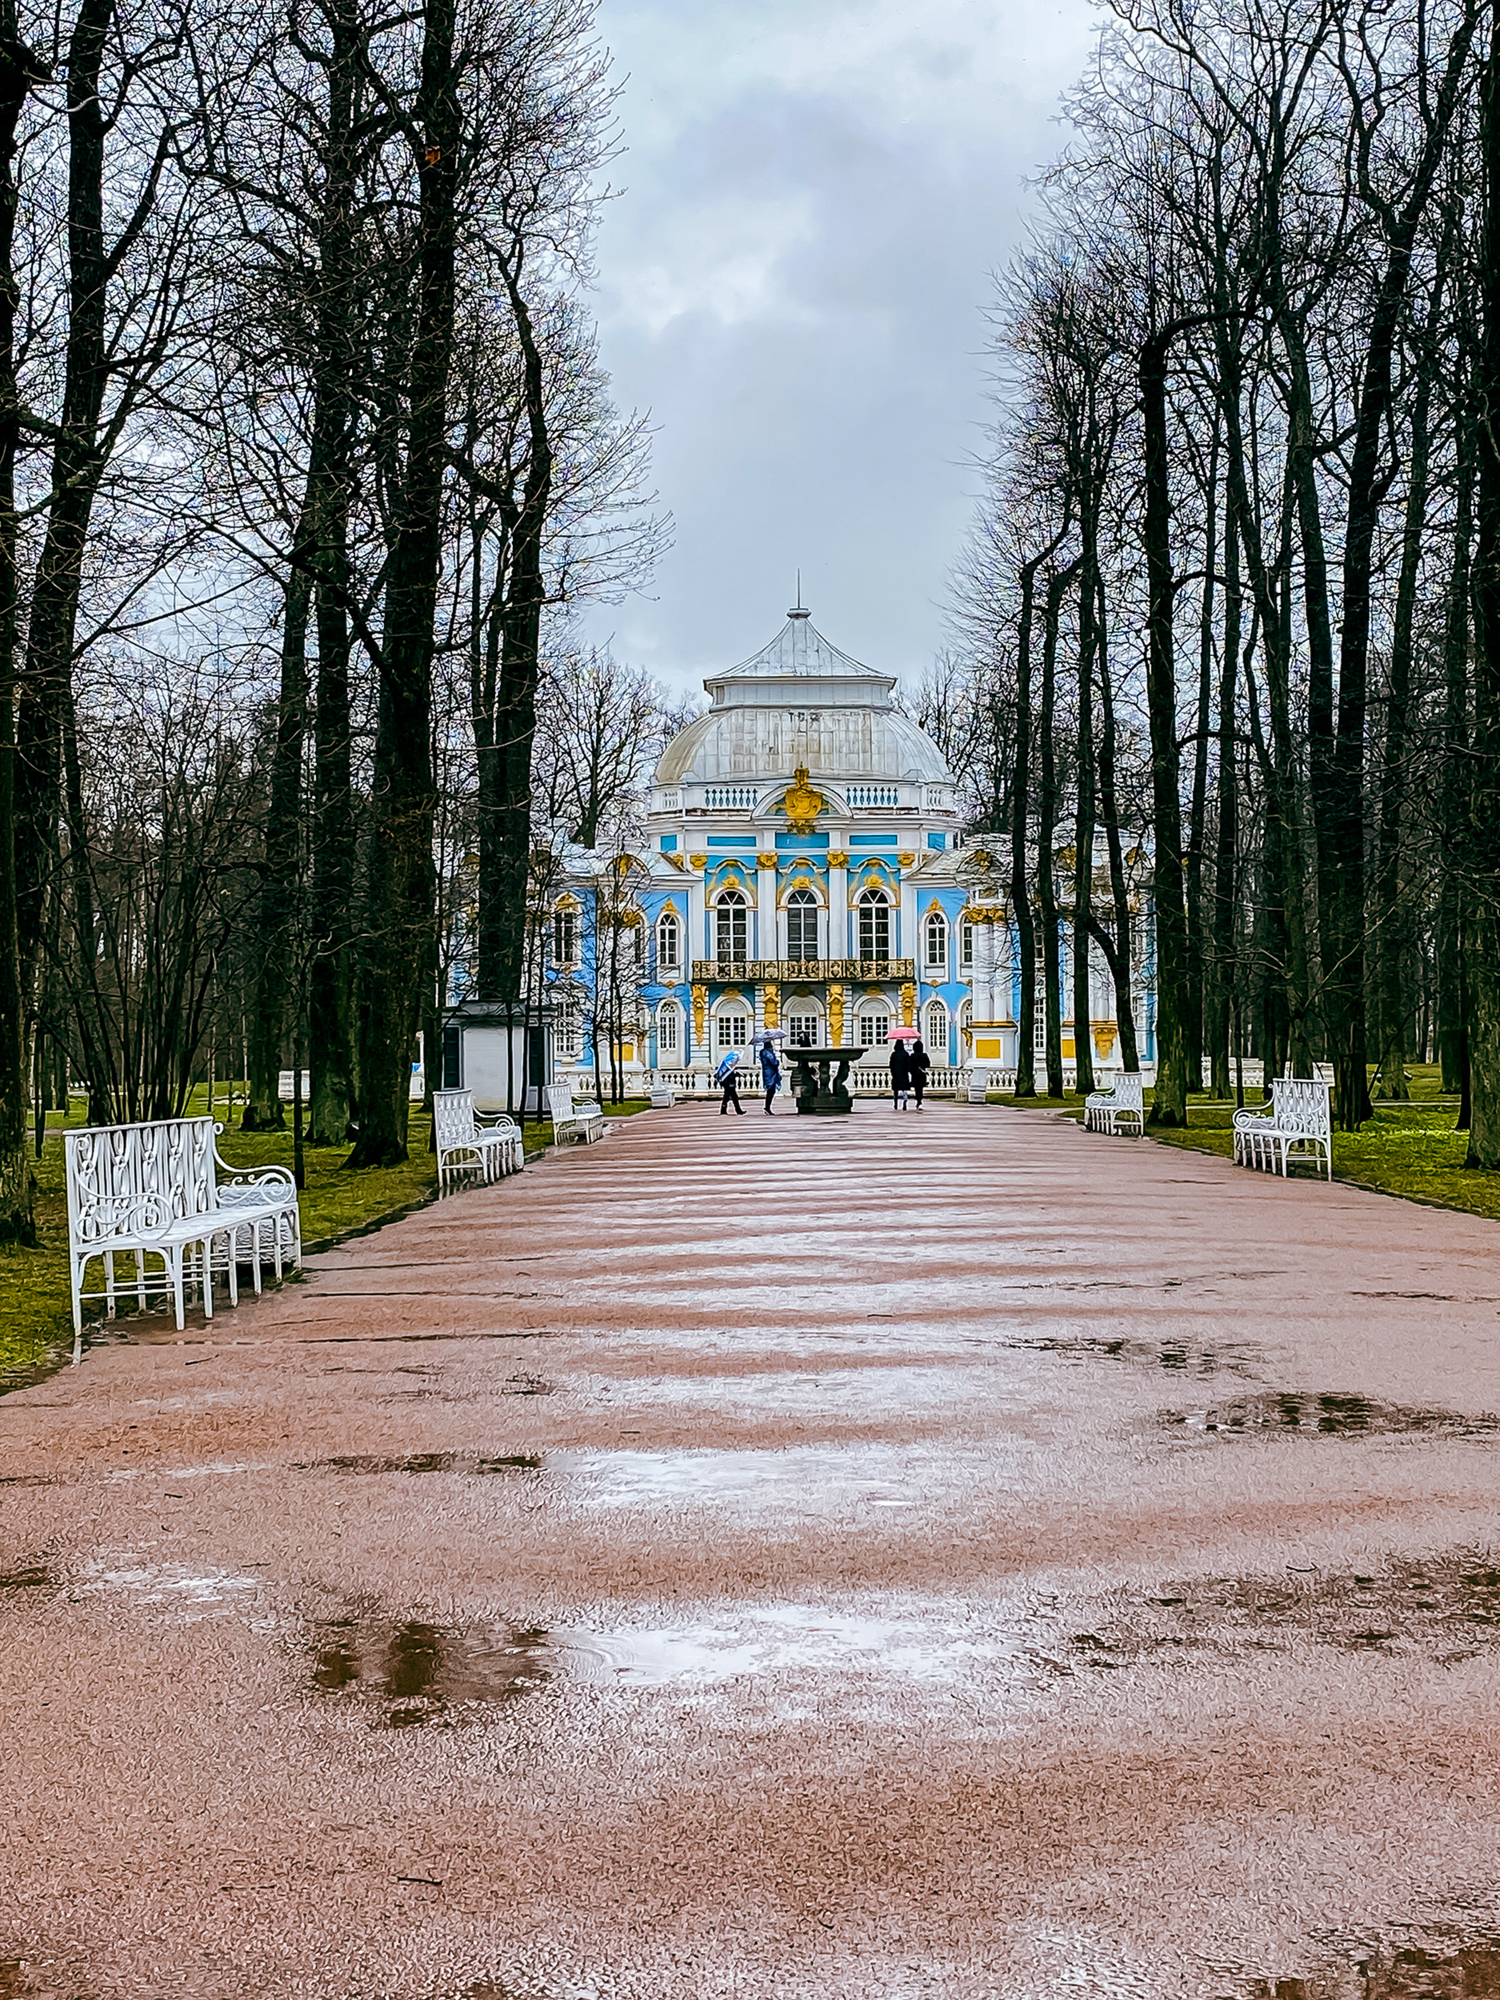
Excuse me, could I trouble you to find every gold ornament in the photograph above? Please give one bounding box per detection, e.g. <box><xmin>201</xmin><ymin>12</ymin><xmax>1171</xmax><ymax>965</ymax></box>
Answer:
<box><xmin>782</xmin><ymin>764</ymin><xmax>824</xmax><ymax>836</ymax></box>
<box><xmin>757</xmin><ymin>852</ymin><xmax>777</xmax><ymax>869</ymax></box>
<box><xmin>688</xmin><ymin>853</ymin><xmax>707</xmax><ymax>870</ymax></box>
<box><xmin>901</xmin><ymin>981</ymin><xmax>916</xmax><ymax>1025</ymax></box>
<box><xmin>897</xmin><ymin>852</ymin><xmax>916</xmax><ymax>868</ymax></box>
<box><xmin>762</xmin><ymin>981</ymin><xmax>780</xmax><ymax>1029</ymax></box>
<box><xmin>691</xmin><ymin>983</ymin><xmax>707</xmax><ymax>1047</ymax></box>
<box><xmin>828</xmin><ymin>982</ymin><xmax>844</xmax><ymax>1046</ymax></box>
<box><xmin>828</xmin><ymin>851</ymin><xmax>849</xmax><ymax>867</ymax></box>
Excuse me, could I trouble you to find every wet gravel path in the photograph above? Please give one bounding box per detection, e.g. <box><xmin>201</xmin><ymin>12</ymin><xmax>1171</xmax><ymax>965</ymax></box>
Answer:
<box><xmin>5</xmin><ymin>1103</ymin><xmax>1500</xmax><ymax>1998</ymax></box>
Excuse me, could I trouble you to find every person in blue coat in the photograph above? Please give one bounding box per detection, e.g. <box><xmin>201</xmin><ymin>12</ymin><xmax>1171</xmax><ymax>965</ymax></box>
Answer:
<box><xmin>759</xmin><ymin>1039</ymin><xmax>782</xmax><ymax>1115</ymax></box>
<box><xmin>716</xmin><ymin>1049</ymin><xmax>744</xmax><ymax>1115</ymax></box>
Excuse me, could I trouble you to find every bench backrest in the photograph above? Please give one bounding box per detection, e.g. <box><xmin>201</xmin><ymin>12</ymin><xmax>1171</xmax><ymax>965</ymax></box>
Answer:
<box><xmin>545</xmin><ymin>1084</ymin><xmax>577</xmax><ymax>1119</ymax></box>
<box><xmin>65</xmin><ymin>1116</ymin><xmax>218</xmax><ymax>1245</ymax></box>
<box><xmin>1270</xmin><ymin>1075</ymin><xmax>1331</xmax><ymax>1136</ymax></box>
<box><xmin>432</xmin><ymin>1088</ymin><xmax>478</xmax><ymax>1149</ymax></box>
<box><xmin>1111</xmin><ymin>1072</ymin><xmax>1144</xmax><ymax>1109</ymax></box>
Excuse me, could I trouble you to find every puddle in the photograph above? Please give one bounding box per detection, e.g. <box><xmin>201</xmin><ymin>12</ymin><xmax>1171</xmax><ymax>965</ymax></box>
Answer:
<box><xmin>78</xmin><ymin>1557</ymin><xmax>262</xmax><ymax>1618</ymax></box>
<box><xmin>1161</xmin><ymin>1393</ymin><xmax>1497</xmax><ymax>1438</ymax></box>
<box><xmin>1006</xmin><ymin>1334</ymin><xmax>1260</xmax><ymax>1376</ymax></box>
<box><xmin>1083</xmin><ymin>1551</ymin><xmax>1500</xmax><ymax>1666</ymax></box>
<box><xmin>552</xmin><ymin>1442</ymin><xmax>1006</xmax><ymax>1516</ymax></box>
<box><xmin>1245</xmin><ymin>1939</ymin><xmax>1500</xmax><ymax>1997</ymax></box>
<box><xmin>299</xmin><ymin>1452</ymin><xmax>542</xmax><ymax>1476</ymax></box>
<box><xmin>309</xmin><ymin>1610</ymin><xmax>553</xmax><ymax>1724</ymax></box>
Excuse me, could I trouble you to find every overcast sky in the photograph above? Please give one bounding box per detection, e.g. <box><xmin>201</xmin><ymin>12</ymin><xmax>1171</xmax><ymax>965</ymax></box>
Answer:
<box><xmin>574</xmin><ymin>0</ymin><xmax>1100</xmax><ymax>696</ymax></box>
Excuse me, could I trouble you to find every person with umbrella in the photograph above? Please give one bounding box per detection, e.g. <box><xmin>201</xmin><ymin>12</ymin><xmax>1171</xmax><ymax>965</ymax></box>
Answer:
<box><xmin>757</xmin><ymin>1031</ymin><xmax>784</xmax><ymax>1115</ymax></box>
<box><xmin>716</xmin><ymin>1047</ymin><xmax>745</xmax><ymax>1115</ymax></box>
<box><xmin>908</xmin><ymin>1033</ymin><xmax>931</xmax><ymax>1111</ymax></box>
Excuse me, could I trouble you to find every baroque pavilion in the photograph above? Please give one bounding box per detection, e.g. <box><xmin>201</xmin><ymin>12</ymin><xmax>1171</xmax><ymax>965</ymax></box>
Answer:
<box><xmin>545</xmin><ymin>604</ymin><xmax>1154</xmax><ymax>1089</ymax></box>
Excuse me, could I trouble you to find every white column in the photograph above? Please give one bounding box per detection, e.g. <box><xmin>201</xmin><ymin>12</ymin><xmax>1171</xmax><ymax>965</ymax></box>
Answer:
<box><xmin>757</xmin><ymin>850</ymin><xmax>777</xmax><ymax>963</ymax></box>
<box><xmin>899</xmin><ymin>869</ymin><xmax>918</xmax><ymax>973</ymax></box>
<box><xmin>827</xmin><ymin>854</ymin><xmax>848</xmax><ymax>960</ymax></box>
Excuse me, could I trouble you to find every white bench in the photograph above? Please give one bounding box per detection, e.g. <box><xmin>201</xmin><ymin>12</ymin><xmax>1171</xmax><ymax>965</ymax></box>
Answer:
<box><xmin>433</xmin><ymin>1088</ymin><xmax>523</xmax><ymax>1193</ymax></box>
<box><xmin>1232</xmin><ymin>1076</ymin><xmax>1332</xmax><ymax>1179</ymax></box>
<box><xmin>967</xmin><ymin>1065</ymin><xmax>991</xmax><ymax>1104</ymax></box>
<box><xmin>1084</xmin><ymin>1070</ymin><xmax>1145</xmax><ymax>1136</ymax></box>
<box><xmin>64</xmin><ymin>1116</ymin><xmax>301</xmax><ymax>1337</ymax></box>
<box><xmin>546</xmin><ymin>1082</ymin><xmax>605</xmax><ymax>1145</ymax></box>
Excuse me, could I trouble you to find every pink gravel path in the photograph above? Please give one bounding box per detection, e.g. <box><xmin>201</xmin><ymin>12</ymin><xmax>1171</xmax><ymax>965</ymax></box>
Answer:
<box><xmin>4</xmin><ymin>1102</ymin><xmax>1500</xmax><ymax>1999</ymax></box>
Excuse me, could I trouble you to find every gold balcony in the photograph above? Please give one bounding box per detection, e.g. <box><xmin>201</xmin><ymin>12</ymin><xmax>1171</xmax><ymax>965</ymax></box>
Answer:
<box><xmin>689</xmin><ymin>959</ymin><xmax>916</xmax><ymax>983</ymax></box>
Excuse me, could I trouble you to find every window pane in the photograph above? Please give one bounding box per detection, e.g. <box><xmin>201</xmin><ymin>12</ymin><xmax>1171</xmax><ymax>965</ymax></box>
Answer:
<box><xmin>788</xmin><ymin>1013</ymin><xmax>818</xmax><ymax>1047</ymax></box>
<box><xmin>858</xmin><ymin>1011</ymin><xmax>890</xmax><ymax>1046</ymax></box>
<box><xmin>717</xmin><ymin>1012</ymin><xmax>749</xmax><ymax>1047</ymax></box>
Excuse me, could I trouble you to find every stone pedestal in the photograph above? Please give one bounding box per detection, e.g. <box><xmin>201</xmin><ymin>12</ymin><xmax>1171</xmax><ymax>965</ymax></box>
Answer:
<box><xmin>790</xmin><ymin>1044</ymin><xmax>855</xmax><ymax>1115</ymax></box>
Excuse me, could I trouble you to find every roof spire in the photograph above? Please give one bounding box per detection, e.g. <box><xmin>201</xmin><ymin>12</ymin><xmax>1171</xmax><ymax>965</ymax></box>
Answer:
<box><xmin>788</xmin><ymin>569</ymin><xmax>809</xmax><ymax>620</ymax></box>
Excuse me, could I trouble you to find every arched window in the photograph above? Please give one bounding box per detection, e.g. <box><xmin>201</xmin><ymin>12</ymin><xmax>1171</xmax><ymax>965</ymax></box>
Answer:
<box><xmin>857</xmin><ymin>889</ymin><xmax>890</xmax><ymax>961</ymax></box>
<box><xmin>858</xmin><ymin>1006</ymin><xmax>890</xmax><ymax>1047</ymax></box>
<box><xmin>656</xmin><ymin>911</ymin><xmax>680</xmax><ymax>973</ymax></box>
<box><xmin>716</xmin><ymin>1007</ymin><xmax>750</xmax><ymax>1049</ymax></box>
<box><xmin>786</xmin><ymin>1008</ymin><xmax>820</xmax><ymax>1048</ymax></box>
<box><xmin>656</xmin><ymin>1001</ymin><xmax>681</xmax><ymax>1055</ymax></box>
<box><xmin>924</xmin><ymin>911</ymin><xmax>948</xmax><ymax>974</ymax></box>
<box><xmin>552</xmin><ymin>905</ymin><xmax>577</xmax><ymax>966</ymax></box>
<box><xmin>715</xmin><ymin>891</ymin><xmax>748</xmax><ymax>965</ymax></box>
<box><xmin>787</xmin><ymin>889</ymin><xmax>818</xmax><ymax>961</ymax></box>
<box><xmin>925</xmin><ymin>999</ymin><xmax>949</xmax><ymax>1057</ymax></box>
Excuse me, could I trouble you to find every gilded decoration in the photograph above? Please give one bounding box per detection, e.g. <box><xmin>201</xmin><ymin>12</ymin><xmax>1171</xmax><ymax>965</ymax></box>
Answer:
<box><xmin>828</xmin><ymin>982</ymin><xmax>845</xmax><ymax>1045</ymax></box>
<box><xmin>691</xmin><ymin>983</ymin><xmax>707</xmax><ymax>1044</ymax></box>
<box><xmin>1095</xmin><ymin>1021</ymin><xmax>1118</xmax><ymax>1059</ymax></box>
<box><xmin>757</xmin><ymin>853</ymin><xmax>777</xmax><ymax>869</ymax></box>
<box><xmin>688</xmin><ymin>853</ymin><xmax>707</xmax><ymax>870</ymax></box>
<box><xmin>901</xmin><ymin>981</ymin><xmax>916</xmax><ymax>1025</ymax></box>
<box><xmin>781</xmin><ymin>764</ymin><xmax>824</xmax><ymax>836</ymax></box>
<box><xmin>897</xmin><ymin>852</ymin><xmax>916</xmax><ymax>868</ymax></box>
<box><xmin>762</xmin><ymin>981</ymin><xmax>780</xmax><ymax>1029</ymax></box>
<box><xmin>779</xmin><ymin>872</ymin><xmax>817</xmax><ymax>906</ymax></box>
<box><xmin>828</xmin><ymin>851</ymin><xmax>849</xmax><ymax>867</ymax></box>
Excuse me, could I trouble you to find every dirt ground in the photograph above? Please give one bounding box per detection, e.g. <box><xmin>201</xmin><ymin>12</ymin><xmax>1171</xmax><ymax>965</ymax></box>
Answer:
<box><xmin>5</xmin><ymin>1100</ymin><xmax>1500</xmax><ymax>1999</ymax></box>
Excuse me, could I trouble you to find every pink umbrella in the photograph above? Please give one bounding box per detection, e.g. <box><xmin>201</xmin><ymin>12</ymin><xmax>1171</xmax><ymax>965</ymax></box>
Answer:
<box><xmin>886</xmin><ymin>1025</ymin><xmax>920</xmax><ymax>1039</ymax></box>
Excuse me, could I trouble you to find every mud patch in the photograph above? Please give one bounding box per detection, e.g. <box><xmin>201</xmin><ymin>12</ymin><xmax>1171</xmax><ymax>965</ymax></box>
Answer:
<box><xmin>1161</xmin><ymin>1393</ymin><xmax>1497</xmax><ymax>1438</ymax></box>
<box><xmin>0</xmin><ymin>1560</ymin><xmax>57</xmax><ymax>1591</ymax></box>
<box><xmin>299</xmin><ymin>1452</ymin><xmax>543</xmax><ymax>1476</ymax></box>
<box><xmin>308</xmin><ymin>1609</ymin><xmax>552</xmax><ymax>1724</ymax></box>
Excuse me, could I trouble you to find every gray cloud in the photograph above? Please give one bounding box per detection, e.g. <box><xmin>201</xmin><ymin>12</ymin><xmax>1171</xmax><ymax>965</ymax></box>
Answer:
<box><xmin>577</xmin><ymin>0</ymin><xmax>1098</xmax><ymax>693</ymax></box>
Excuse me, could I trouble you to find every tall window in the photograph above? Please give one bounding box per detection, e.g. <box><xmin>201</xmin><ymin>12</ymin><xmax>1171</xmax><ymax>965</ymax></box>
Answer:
<box><xmin>715</xmin><ymin>891</ymin><xmax>748</xmax><ymax>964</ymax></box>
<box><xmin>1034</xmin><ymin>947</ymin><xmax>1047</xmax><ymax>1053</ymax></box>
<box><xmin>717</xmin><ymin>1009</ymin><xmax>749</xmax><ymax>1048</ymax></box>
<box><xmin>556</xmin><ymin>1007</ymin><xmax>581</xmax><ymax>1060</ymax></box>
<box><xmin>787</xmin><ymin>889</ymin><xmax>818</xmax><ymax>961</ymax></box>
<box><xmin>925</xmin><ymin>911</ymin><xmax>948</xmax><ymax>974</ymax></box>
<box><xmin>858</xmin><ymin>1008</ymin><xmax>890</xmax><ymax>1047</ymax></box>
<box><xmin>961</xmin><ymin>920</ymin><xmax>974</xmax><ymax>969</ymax></box>
<box><xmin>656</xmin><ymin>911</ymin><xmax>679</xmax><ymax>972</ymax></box>
<box><xmin>857</xmin><ymin>890</ymin><xmax>890</xmax><ymax>960</ymax></box>
<box><xmin>552</xmin><ymin>906</ymin><xmax>577</xmax><ymax>965</ymax></box>
<box><xmin>657</xmin><ymin>1002</ymin><xmax>680</xmax><ymax>1054</ymax></box>
<box><xmin>925</xmin><ymin>999</ymin><xmax>949</xmax><ymax>1057</ymax></box>
<box><xmin>787</xmin><ymin>1010</ymin><xmax>819</xmax><ymax>1047</ymax></box>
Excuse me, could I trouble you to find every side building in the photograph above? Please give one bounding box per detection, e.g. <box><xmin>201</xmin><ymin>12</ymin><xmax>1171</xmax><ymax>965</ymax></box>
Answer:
<box><xmin>540</xmin><ymin>606</ymin><xmax>1156</xmax><ymax>1091</ymax></box>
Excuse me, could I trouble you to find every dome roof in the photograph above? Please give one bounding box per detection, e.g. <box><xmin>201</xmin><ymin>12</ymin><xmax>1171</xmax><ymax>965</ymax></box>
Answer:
<box><xmin>654</xmin><ymin>607</ymin><xmax>954</xmax><ymax>789</ymax></box>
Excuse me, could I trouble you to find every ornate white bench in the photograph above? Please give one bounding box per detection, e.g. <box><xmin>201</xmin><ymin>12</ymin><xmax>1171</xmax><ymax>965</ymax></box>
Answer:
<box><xmin>1233</xmin><ymin>1076</ymin><xmax>1332</xmax><ymax>1179</ymax></box>
<box><xmin>966</xmin><ymin>1065</ymin><xmax>991</xmax><ymax>1104</ymax></box>
<box><xmin>546</xmin><ymin>1082</ymin><xmax>604</xmax><ymax>1145</ymax></box>
<box><xmin>433</xmin><ymin>1088</ymin><xmax>523</xmax><ymax>1193</ymax></box>
<box><xmin>1084</xmin><ymin>1070</ymin><xmax>1145</xmax><ymax>1136</ymax></box>
<box><xmin>64</xmin><ymin>1117</ymin><xmax>300</xmax><ymax>1337</ymax></box>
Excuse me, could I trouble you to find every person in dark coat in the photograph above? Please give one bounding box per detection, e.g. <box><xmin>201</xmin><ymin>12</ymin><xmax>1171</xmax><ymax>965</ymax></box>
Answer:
<box><xmin>717</xmin><ymin>1050</ymin><xmax>744</xmax><ymax>1115</ymax></box>
<box><xmin>908</xmin><ymin>1035</ymin><xmax>931</xmax><ymax>1110</ymax></box>
<box><xmin>759</xmin><ymin>1040</ymin><xmax>782</xmax><ymax>1114</ymax></box>
<box><xmin>889</xmin><ymin>1036</ymin><xmax>912</xmax><ymax>1110</ymax></box>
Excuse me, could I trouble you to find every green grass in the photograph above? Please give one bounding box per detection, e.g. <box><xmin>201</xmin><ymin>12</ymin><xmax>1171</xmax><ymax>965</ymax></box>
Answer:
<box><xmin>0</xmin><ymin>1086</ymin><xmax>654</xmax><ymax>1393</ymax></box>
<box><xmin>994</xmin><ymin>1063</ymin><xmax>1500</xmax><ymax>1224</ymax></box>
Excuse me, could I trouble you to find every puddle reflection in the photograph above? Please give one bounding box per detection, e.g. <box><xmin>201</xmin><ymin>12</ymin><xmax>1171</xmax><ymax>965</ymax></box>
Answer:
<box><xmin>310</xmin><ymin>1610</ymin><xmax>553</xmax><ymax>1725</ymax></box>
<box><xmin>1162</xmin><ymin>1393</ymin><xmax>1496</xmax><ymax>1438</ymax></box>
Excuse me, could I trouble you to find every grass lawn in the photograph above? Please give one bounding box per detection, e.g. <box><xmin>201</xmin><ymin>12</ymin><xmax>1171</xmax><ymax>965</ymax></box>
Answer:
<box><xmin>989</xmin><ymin>1063</ymin><xmax>1500</xmax><ymax>1225</ymax></box>
<box><xmin>0</xmin><ymin>1088</ymin><xmax>649</xmax><ymax>1393</ymax></box>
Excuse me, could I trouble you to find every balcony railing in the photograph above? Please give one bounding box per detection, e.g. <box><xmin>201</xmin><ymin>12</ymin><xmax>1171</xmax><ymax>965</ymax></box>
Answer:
<box><xmin>690</xmin><ymin>958</ymin><xmax>915</xmax><ymax>983</ymax></box>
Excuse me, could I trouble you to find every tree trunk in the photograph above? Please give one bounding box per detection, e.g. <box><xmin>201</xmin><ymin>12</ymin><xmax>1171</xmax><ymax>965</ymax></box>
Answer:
<box><xmin>1038</xmin><ymin>563</ymin><xmax>1076</xmax><ymax>1098</ymax></box>
<box><xmin>1466</xmin><ymin>1</ymin><xmax>1500</xmax><ymax>1169</ymax></box>
<box><xmin>0</xmin><ymin>23</ymin><xmax>45</xmax><ymax>1242</ymax></box>
<box><xmin>347</xmin><ymin>0</ymin><xmax>459</xmax><ymax>1168</ymax></box>
<box><xmin>1072</xmin><ymin>531</ymin><xmax>1098</xmax><ymax>1099</ymax></box>
<box><xmin>1439</xmin><ymin>408</ymin><xmax>1474</xmax><ymax>1098</ymax></box>
<box><xmin>1139</xmin><ymin>327</ymin><xmax>1192</xmax><ymax>1126</ymax></box>
<box><xmin>1207</xmin><ymin>493</ymin><xmax>1242</xmax><ymax>1099</ymax></box>
<box><xmin>1185</xmin><ymin>415</ymin><xmax>1219</xmax><ymax>1081</ymax></box>
<box><xmin>243</xmin><ymin>548</ymin><xmax>311</xmax><ymax>1130</ymax></box>
<box><xmin>1010</xmin><ymin>546</ymin><xmax>1053</xmax><ymax>1099</ymax></box>
<box><xmin>1095</xmin><ymin>569</ymin><xmax>1139</xmax><ymax>1072</ymax></box>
